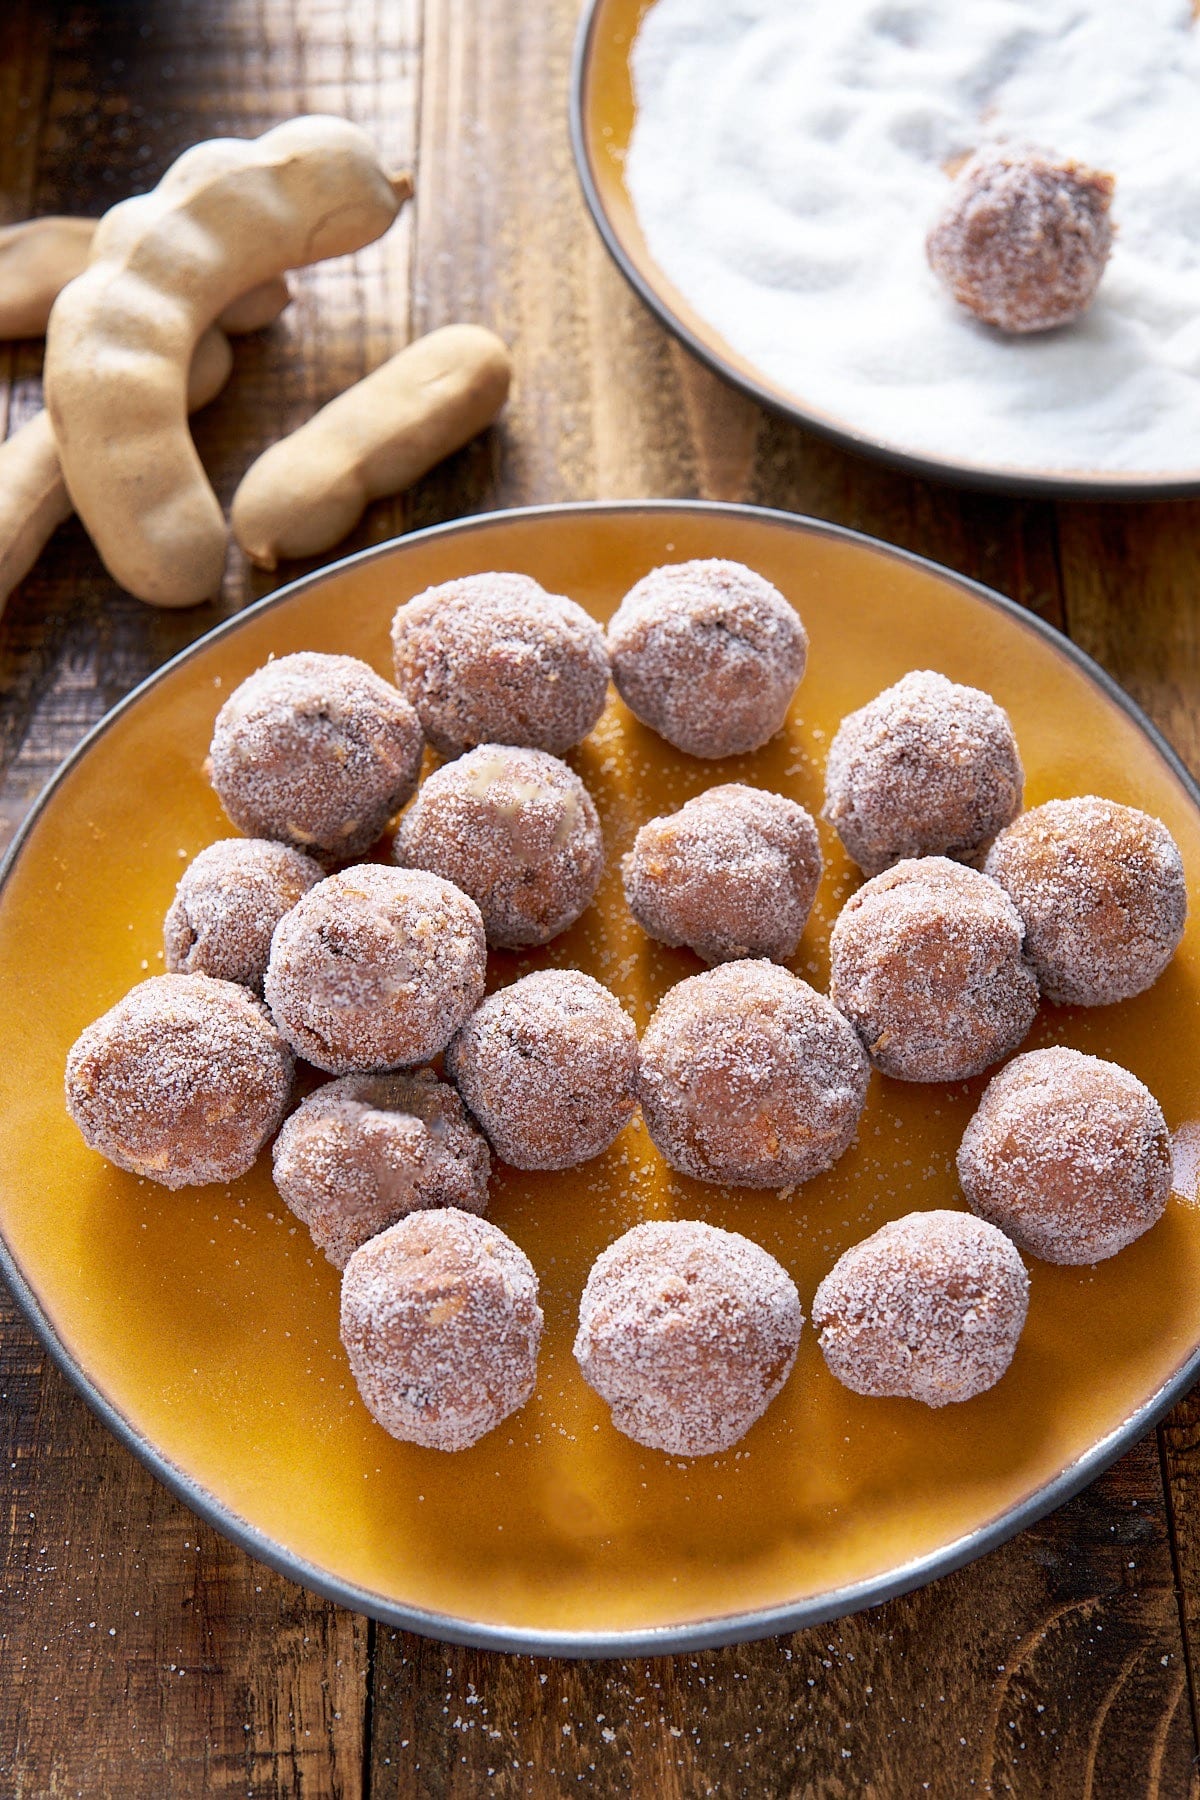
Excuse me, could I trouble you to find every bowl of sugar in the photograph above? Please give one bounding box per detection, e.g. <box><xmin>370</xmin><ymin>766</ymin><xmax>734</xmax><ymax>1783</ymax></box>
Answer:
<box><xmin>572</xmin><ymin>0</ymin><xmax>1200</xmax><ymax>498</ymax></box>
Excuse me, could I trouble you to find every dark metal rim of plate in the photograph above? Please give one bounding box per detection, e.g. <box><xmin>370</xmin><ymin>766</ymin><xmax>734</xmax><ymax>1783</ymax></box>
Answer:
<box><xmin>3</xmin><ymin>500</ymin><xmax>1200</xmax><ymax>1660</ymax></box>
<box><xmin>568</xmin><ymin>0</ymin><xmax>1200</xmax><ymax>504</ymax></box>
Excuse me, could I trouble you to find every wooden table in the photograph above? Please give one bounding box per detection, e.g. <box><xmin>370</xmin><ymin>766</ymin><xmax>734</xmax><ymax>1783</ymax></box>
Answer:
<box><xmin>3</xmin><ymin>2</ymin><xmax>1200</xmax><ymax>1793</ymax></box>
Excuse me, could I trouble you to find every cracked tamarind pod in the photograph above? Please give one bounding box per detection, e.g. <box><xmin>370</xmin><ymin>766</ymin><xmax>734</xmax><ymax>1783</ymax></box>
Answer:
<box><xmin>44</xmin><ymin>115</ymin><xmax>412</xmax><ymax>607</ymax></box>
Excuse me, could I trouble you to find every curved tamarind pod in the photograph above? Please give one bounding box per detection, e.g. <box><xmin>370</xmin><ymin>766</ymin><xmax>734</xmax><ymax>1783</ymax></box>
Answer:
<box><xmin>232</xmin><ymin>326</ymin><xmax>513</xmax><ymax>570</ymax></box>
<box><xmin>0</xmin><ymin>327</ymin><xmax>233</xmax><ymax>616</ymax></box>
<box><xmin>45</xmin><ymin>116</ymin><xmax>411</xmax><ymax>607</ymax></box>
<box><xmin>0</xmin><ymin>216</ymin><xmax>292</xmax><ymax>339</ymax></box>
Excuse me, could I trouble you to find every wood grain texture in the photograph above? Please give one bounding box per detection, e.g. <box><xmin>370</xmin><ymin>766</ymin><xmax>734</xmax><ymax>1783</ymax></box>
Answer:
<box><xmin>2</xmin><ymin>0</ymin><xmax>1200</xmax><ymax>1794</ymax></box>
<box><xmin>1056</xmin><ymin>500</ymin><xmax>1200</xmax><ymax>767</ymax></box>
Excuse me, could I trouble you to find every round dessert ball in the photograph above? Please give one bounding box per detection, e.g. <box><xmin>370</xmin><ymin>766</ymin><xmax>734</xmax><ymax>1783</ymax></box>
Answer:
<box><xmin>264</xmin><ymin>865</ymin><xmax>486</xmax><ymax>1074</ymax></box>
<box><xmin>813</xmin><ymin>1210</ymin><xmax>1029</xmax><ymax>1407</ymax></box>
<box><xmin>65</xmin><ymin>973</ymin><xmax>293</xmax><ymax>1188</ymax></box>
<box><xmin>390</xmin><ymin>571</ymin><xmax>609</xmax><ymax>758</ymax></box>
<box><xmin>393</xmin><ymin>744</ymin><xmax>604</xmax><ymax>949</ymax></box>
<box><xmin>637</xmin><ymin>960</ymin><xmax>869</xmax><ymax>1188</ymax></box>
<box><xmin>829</xmin><ymin>857</ymin><xmax>1038</xmax><ymax>1082</ymax></box>
<box><xmin>622</xmin><ymin>783</ymin><xmax>822</xmax><ymax>965</ymax></box>
<box><xmin>823</xmin><ymin>670</ymin><xmax>1023</xmax><ymax>877</ymax></box>
<box><xmin>208</xmin><ymin>651</ymin><xmax>425</xmax><ymax>861</ymax></box>
<box><xmin>340</xmin><ymin>1208</ymin><xmax>543</xmax><ymax>1451</ymax></box>
<box><xmin>163</xmin><ymin>837</ymin><xmax>324</xmax><ymax>993</ymax></box>
<box><xmin>446</xmin><ymin>970</ymin><xmax>638</xmax><ymax>1170</ymax></box>
<box><xmin>574</xmin><ymin>1219</ymin><xmax>803</xmax><ymax>1456</ymax></box>
<box><xmin>984</xmin><ymin>797</ymin><xmax>1187</xmax><ymax>1007</ymax></box>
<box><xmin>606</xmin><ymin>559</ymin><xmax>808</xmax><ymax>759</ymax></box>
<box><xmin>958</xmin><ymin>1046</ymin><xmax>1171</xmax><ymax>1265</ymax></box>
<box><xmin>273</xmin><ymin>1067</ymin><xmax>491</xmax><ymax>1269</ymax></box>
<box><xmin>926</xmin><ymin>145</ymin><xmax>1115</xmax><ymax>334</ymax></box>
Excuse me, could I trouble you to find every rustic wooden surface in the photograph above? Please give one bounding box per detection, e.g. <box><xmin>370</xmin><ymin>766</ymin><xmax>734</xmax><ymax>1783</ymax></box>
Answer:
<box><xmin>2</xmin><ymin>0</ymin><xmax>1200</xmax><ymax>1794</ymax></box>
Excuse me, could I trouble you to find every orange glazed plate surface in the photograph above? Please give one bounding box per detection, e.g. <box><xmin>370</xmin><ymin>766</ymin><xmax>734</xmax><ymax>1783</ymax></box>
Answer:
<box><xmin>570</xmin><ymin>0</ymin><xmax>1200</xmax><ymax>501</ymax></box>
<box><xmin>3</xmin><ymin>502</ymin><xmax>1200</xmax><ymax>1655</ymax></box>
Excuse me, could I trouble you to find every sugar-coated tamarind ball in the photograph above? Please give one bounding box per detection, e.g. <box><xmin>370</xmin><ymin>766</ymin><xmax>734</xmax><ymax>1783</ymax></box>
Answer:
<box><xmin>958</xmin><ymin>1046</ymin><xmax>1171</xmax><ymax>1264</ymax></box>
<box><xmin>65</xmin><ymin>973</ymin><xmax>293</xmax><ymax>1188</ymax></box>
<box><xmin>208</xmin><ymin>651</ymin><xmax>425</xmax><ymax>861</ymax></box>
<box><xmin>265</xmin><ymin>865</ymin><xmax>486</xmax><ymax>1073</ymax></box>
<box><xmin>637</xmin><ymin>960</ymin><xmax>869</xmax><ymax>1188</ymax></box>
<box><xmin>622</xmin><ymin>783</ymin><xmax>821</xmax><ymax>964</ymax></box>
<box><xmin>927</xmin><ymin>145</ymin><xmax>1115</xmax><ymax>334</ymax></box>
<box><xmin>272</xmin><ymin>1067</ymin><xmax>491</xmax><ymax>1270</ymax></box>
<box><xmin>394</xmin><ymin>744</ymin><xmax>604</xmax><ymax>948</ymax></box>
<box><xmin>606</xmin><ymin>559</ymin><xmax>808</xmax><ymax>759</ymax></box>
<box><xmin>390</xmin><ymin>572</ymin><xmax>610</xmax><ymax>758</ymax></box>
<box><xmin>984</xmin><ymin>796</ymin><xmax>1187</xmax><ymax>1007</ymax></box>
<box><xmin>829</xmin><ymin>857</ymin><xmax>1038</xmax><ymax>1082</ymax></box>
<box><xmin>340</xmin><ymin>1208</ymin><xmax>543</xmax><ymax>1451</ymax></box>
<box><xmin>823</xmin><ymin>669</ymin><xmax>1022</xmax><ymax>877</ymax></box>
<box><xmin>813</xmin><ymin>1210</ymin><xmax>1029</xmax><ymax>1407</ymax></box>
<box><xmin>574</xmin><ymin>1219</ymin><xmax>804</xmax><ymax>1456</ymax></box>
<box><xmin>446</xmin><ymin>970</ymin><xmax>638</xmax><ymax>1170</ymax></box>
<box><xmin>163</xmin><ymin>837</ymin><xmax>323</xmax><ymax>993</ymax></box>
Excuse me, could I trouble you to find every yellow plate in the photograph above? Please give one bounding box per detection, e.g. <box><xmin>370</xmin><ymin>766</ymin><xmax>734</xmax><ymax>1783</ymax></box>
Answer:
<box><xmin>3</xmin><ymin>502</ymin><xmax>1200</xmax><ymax>1655</ymax></box>
<box><xmin>571</xmin><ymin>0</ymin><xmax>1200</xmax><ymax>501</ymax></box>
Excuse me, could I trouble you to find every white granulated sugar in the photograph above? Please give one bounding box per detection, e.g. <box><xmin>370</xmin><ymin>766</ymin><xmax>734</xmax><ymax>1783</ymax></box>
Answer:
<box><xmin>627</xmin><ymin>0</ymin><xmax>1200</xmax><ymax>473</ymax></box>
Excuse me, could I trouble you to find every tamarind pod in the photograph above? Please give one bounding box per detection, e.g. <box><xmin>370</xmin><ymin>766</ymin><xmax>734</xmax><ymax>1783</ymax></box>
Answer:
<box><xmin>44</xmin><ymin>116</ymin><xmax>411</xmax><ymax>607</ymax></box>
<box><xmin>0</xmin><ymin>416</ymin><xmax>75</xmax><ymax>609</ymax></box>
<box><xmin>214</xmin><ymin>276</ymin><xmax>292</xmax><ymax>335</ymax></box>
<box><xmin>0</xmin><ymin>218</ymin><xmax>95</xmax><ymax>338</ymax></box>
<box><xmin>232</xmin><ymin>325</ymin><xmax>513</xmax><ymax>570</ymax></box>
<box><xmin>0</xmin><ymin>217</ymin><xmax>291</xmax><ymax>338</ymax></box>
<box><xmin>0</xmin><ymin>327</ymin><xmax>233</xmax><ymax>616</ymax></box>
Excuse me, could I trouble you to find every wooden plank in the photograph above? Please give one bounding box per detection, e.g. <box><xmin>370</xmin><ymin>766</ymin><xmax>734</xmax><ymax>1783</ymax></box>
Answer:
<box><xmin>0</xmin><ymin>0</ymin><xmax>423</xmax><ymax>1789</ymax></box>
<box><xmin>380</xmin><ymin>1</ymin><xmax>1196</xmax><ymax>1789</ymax></box>
<box><xmin>1162</xmin><ymin>1389</ymin><xmax>1200</xmax><ymax>1777</ymax></box>
<box><xmin>1056</xmin><ymin>500</ymin><xmax>1200</xmax><ymax>777</ymax></box>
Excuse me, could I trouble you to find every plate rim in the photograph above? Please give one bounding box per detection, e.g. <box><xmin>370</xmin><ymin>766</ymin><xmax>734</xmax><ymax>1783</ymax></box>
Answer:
<box><xmin>568</xmin><ymin>0</ymin><xmax>1200</xmax><ymax>504</ymax></box>
<box><xmin>4</xmin><ymin>496</ymin><xmax>1200</xmax><ymax>1659</ymax></box>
